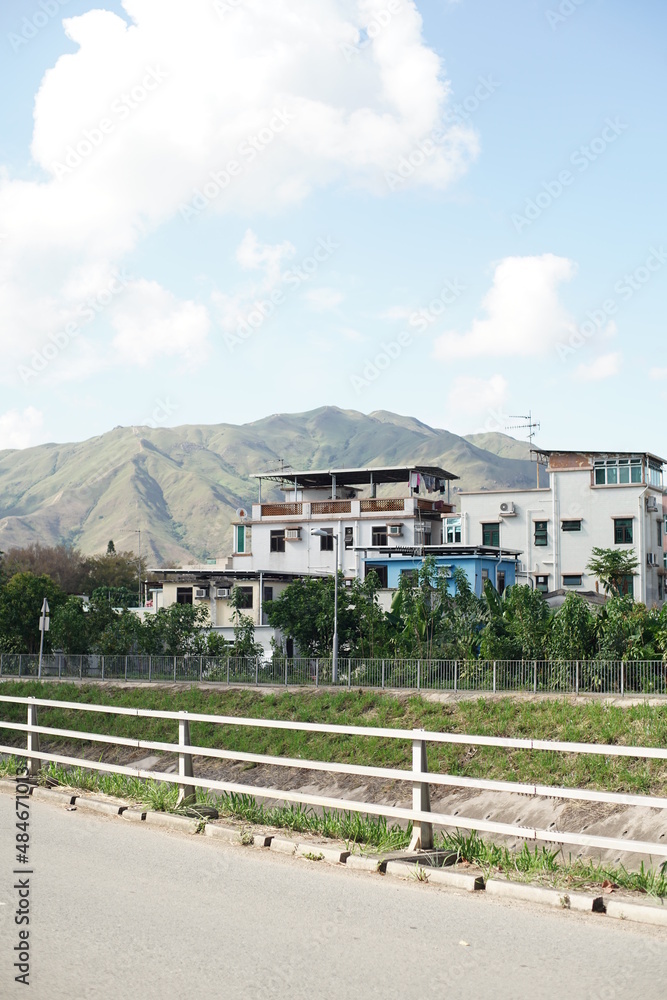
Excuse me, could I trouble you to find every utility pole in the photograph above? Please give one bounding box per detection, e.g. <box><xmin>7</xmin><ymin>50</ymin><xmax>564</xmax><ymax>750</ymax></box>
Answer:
<box><xmin>134</xmin><ymin>529</ymin><xmax>142</xmax><ymax>607</ymax></box>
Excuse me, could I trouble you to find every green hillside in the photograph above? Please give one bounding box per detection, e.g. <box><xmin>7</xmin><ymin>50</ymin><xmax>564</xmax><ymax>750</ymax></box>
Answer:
<box><xmin>0</xmin><ymin>407</ymin><xmax>539</xmax><ymax>565</ymax></box>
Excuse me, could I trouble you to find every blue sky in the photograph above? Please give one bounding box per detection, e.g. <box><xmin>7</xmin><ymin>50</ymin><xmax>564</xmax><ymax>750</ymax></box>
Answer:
<box><xmin>0</xmin><ymin>0</ymin><xmax>665</xmax><ymax>454</ymax></box>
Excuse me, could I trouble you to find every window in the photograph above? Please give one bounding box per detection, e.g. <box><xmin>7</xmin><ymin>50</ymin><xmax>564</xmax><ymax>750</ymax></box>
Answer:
<box><xmin>344</xmin><ymin>526</ymin><xmax>354</xmax><ymax>549</ymax></box>
<box><xmin>372</xmin><ymin>525</ymin><xmax>387</xmax><ymax>546</ymax></box>
<box><xmin>497</xmin><ymin>571</ymin><xmax>506</xmax><ymax>595</ymax></box>
<box><xmin>400</xmin><ymin>569</ymin><xmax>417</xmax><ymax>586</ymax></box>
<box><xmin>534</xmin><ymin>521</ymin><xmax>548</xmax><ymax>546</ymax></box>
<box><xmin>562</xmin><ymin>520</ymin><xmax>582</xmax><ymax>532</ymax></box>
<box><xmin>319</xmin><ymin>528</ymin><xmax>334</xmax><ymax>551</ymax></box>
<box><xmin>176</xmin><ymin>587</ymin><xmax>193</xmax><ymax>605</ymax></box>
<box><xmin>648</xmin><ymin>462</ymin><xmax>663</xmax><ymax>488</ymax></box>
<box><xmin>481</xmin><ymin>568</ymin><xmax>489</xmax><ymax>582</ymax></box>
<box><xmin>535</xmin><ymin>575</ymin><xmax>549</xmax><ymax>593</ymax></box>
<box><xmin>482</xmin><ymin>523</ymin><xmax>499</xmax><ymax>547</ymax></box>
<box><xmin>618</xmin><ymin>574</ymin><xmax>634</xmax><ymax>598</ymax></box>
<box><xmin>366</xmin><ymin>564</ymin><xmax>388</xmax><ymax>588</ymax></box>
<box><xmin>594</xmin><ymin>457</ymin><xmax>642</xmax><ymax>485</ymax></box>
<box><xmin>234</xmin><ymin>524</ymin><xmax>246</xmax><ymax>554</ymax></box>
<box><xmin>236</xmin><ymin>587</ymin><xmax>253</xmax><ymax>609</ymax></box>
<box><xmin>614</xmin><ymin>518</ymin><xmax>633</xmax><ymax>544</ymax></box>
<box><xmin>563</xmin><ymin>575</ymin><xmax>582</xmax><ymax>587</ymax></box>
<box><xmin>658</xmin><ymin>520</ymin><xmax>663</xmax><ymax>548</ymax></box>
<box><xmin>444</xmin><ymin>516</ymin><xmax>461</xmax><ymax>543</ymax></box>
<box><xmin>270</xmin><ymin>530</ymin><xmax>285</xmax><ymax>553</ymax></box>
<box><xmin>263</xmin><ymin>586</ymin><xmax>273</xmax><ymax>604</ymax></box>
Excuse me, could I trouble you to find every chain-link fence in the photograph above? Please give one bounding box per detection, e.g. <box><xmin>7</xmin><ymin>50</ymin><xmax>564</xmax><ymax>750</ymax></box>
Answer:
<box><xmin>1</xmin><ymin>653</ymin><xmax>666</xmax><ymax>695</ymax></box>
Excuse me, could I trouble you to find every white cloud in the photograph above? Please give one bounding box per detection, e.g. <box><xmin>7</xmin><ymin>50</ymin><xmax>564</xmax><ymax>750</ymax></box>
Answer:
<box><xmin>111</xmin><ymin>280</ymin><xmax>211</xmax><ymax>366</ymax></box>
<box><xmin>0</xmin><ymin>407</ymin><xmax>44</xmax><ymax>451</ymax></box>
<box><xmin>446</xmin><ymin>374</ymin><xmax>509</xmax><ymax>427</ymax></box>
<box><xmin>433</xmin><ymin>254</ymin><xmax>577</xmax><ymax>360</ymax></box>
<box><xmin>0</xmin><ymin>0</ymin><xmax>476</xmax><ymax>381</ymax></box>
<box><xmin>574</xmin><ymin>352</ymin><xmax>622</xmax><ymax>382</ymax></box>
<box><xmin>305</xmin><ymin>287</ymin><xmax>344</xmax><ymax>311</ymax></box>
<box><xmin>212</xmin><ymin>231</ymin><xmax>296</xmax><ymax>333</ymax></box>
<box><xmin>649</xmin><ymin>367</ymin><xmax>667</xmax><ymax>380</ymax></box>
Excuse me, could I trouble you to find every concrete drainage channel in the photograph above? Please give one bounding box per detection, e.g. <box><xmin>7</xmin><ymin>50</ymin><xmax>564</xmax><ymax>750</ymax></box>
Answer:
<box><xmin>4</xmin><ymin>780</ymin><xmax>667</xmax><ymax>930</ymax></box>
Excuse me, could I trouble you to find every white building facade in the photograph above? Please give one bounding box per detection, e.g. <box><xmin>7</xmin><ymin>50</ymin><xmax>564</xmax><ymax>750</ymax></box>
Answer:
<box><xmin>458</xmin><ymin>450</ymin><xmax>666</xmax><ymax>605</ymax></box>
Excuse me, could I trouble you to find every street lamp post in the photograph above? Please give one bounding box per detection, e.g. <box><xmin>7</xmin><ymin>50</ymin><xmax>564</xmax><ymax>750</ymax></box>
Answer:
<box><xmin>311</xmin><ymin>529</ymin><xmax>339</xmax><ymax>684</ymax></box>
<box><xmin>134</xmin><ymin>529</ymin><xmax>142</xmax><ymax>607</ymax></box>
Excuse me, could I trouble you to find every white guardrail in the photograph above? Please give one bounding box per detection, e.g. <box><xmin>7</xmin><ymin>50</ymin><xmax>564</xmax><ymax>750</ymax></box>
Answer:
<box><xmin>1</xmin><ymin>694</ymin><xmax>666</xmax><ymax>859</ymax></box>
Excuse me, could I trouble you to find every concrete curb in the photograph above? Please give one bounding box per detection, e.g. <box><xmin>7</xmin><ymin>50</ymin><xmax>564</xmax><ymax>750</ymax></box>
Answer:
<box><xmin>485</xmin><ymin>879</ymin><xmax>604</xmax><ymax>912</ymax></box>
<box><xmin>270</xmin><ymin>837</ymin><xmax>297</xmax><ymax>856</ymax></box>
<box><xmin>30</xmin><ymin>786</ymin><xmax>76</xmax><ymax>807</ymax></box>
<box><xmin>605</xmin><ymin>898</ymin><xmax>667</xmax><ymax>927</ymax></box>
<box><xmin>345</xmin><ymin>855</ymin><xmax>380</xmax><ymax>872</ymax></box>
<box><xmin>204</xmin><ymin>825</ymin><xmax>242</xmax><ymax>843</ymax></box>
<box><xmin>72</xmin><ymin>797</ymin><xmax>126</xmax><ymax>817</ymax></box>
<box><xmin>296</xmin><ymin>844</ymin><xmax>351</xmax><ymax>865</ymax></box>
<box><xmin>122</xmin><ymin>808</ymin><xmax>147</xmax><ymax>822</ymax></box>
<box><xmin>253</xmin><ymin>834</ymin><xmax>274</xmax><ymax>848</ymax></box>
<box><xmin>143</xmin><ymin>812</ymin><xmax>199</xmax><ymax>834</ymax></box>
<box><xmin>384</xmin><ymin>861</ymin><xmax>483</xmax><ymax>891</ymax></box>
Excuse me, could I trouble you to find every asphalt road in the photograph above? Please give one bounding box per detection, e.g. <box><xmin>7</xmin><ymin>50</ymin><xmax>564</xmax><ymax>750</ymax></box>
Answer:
<box><xmin>1</xmin><ymin>793</ymin><xmax>666</xmax><ymax>1000</ymax></box>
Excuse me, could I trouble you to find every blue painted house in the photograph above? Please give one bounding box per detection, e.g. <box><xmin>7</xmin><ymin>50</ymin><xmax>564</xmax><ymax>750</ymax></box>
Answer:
<box><xmin>364</xmin><ymin>545</ymin><xmax>520</xmax><ymax>601</ymax></box>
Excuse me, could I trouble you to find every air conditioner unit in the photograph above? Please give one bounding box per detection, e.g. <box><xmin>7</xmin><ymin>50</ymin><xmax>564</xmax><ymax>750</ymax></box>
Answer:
<box><xmin>499</xmin><ymin>501</ymin><xmax>516</xmax><ymax>515</ymax></box>
<box><xmin>646</xmin><ymin>497</ymin><xmax>659</xmax><ymax>512</ymax></box>
<box><xmin>195</xmin><ymin>588</ymin><xmax>208</xmax><ymax>599</ymax></box>
<box><xmin>388</xmin><ymin>524</ymin><xmax>403</xmax><ymax>536</ymax></box>
<box><xmin>216</xmin><ymin>588</ymin><xmax>231</xmax><ymax>598</ymax></box>
<box><xmin>285</xmin><ymin>527</ymin><xmax>302</xmax><ymax>540</ymax></box>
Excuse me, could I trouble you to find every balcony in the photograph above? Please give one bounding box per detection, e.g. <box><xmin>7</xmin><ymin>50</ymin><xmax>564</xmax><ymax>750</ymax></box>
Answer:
<box><xmin>311</xmin><ymin>500</ymin><xmax>352</xmax><ymax>515</ymax></box>
<box><xmin>360</xmin><ymin>498</ymin><xmax>404</xmax><ymax>513</ymax></box>
<box><xmin>261</xmin><ymin>502</ymin><xmax>302</xmax><ymax>517</ymax></box>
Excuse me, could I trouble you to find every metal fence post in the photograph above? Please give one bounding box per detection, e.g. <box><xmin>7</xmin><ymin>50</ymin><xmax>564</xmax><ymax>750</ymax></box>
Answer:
<box><xmin>382</xmin><ymin>660</ymin><xmax>385</xmax><ymax>690</ymax></box>
<box><xmin>148</xmin><ymin>656</ymin><xmax>152</xmax><ymax>682</ymax></box>
<box><xmin>575</xmin><ymin>661</ymin><xmax>579</xmax><ymax>696</ymax></box>
<box><xmin>408</xmin><ymin>730</ymin><xmax>433</xmax><ymax>851</ymax></box>
<box><xmin>227</xmin><ymin>657</ymin><xmax>230</xmax><ymax>685</ymax></box>
<box><xmin>177</xmin><ymin>713</ymin><xmax>196</xmax><ymax>805</ymax></box>
<box><xmin>454</xmin><ymin>660</ymin><xmax>458</xmax><ymax>693</ymax></box>
<box><xmin>0</xmin><ymin>654</ymin><xmax>3</xmax><ymax>677</ymax></box>
<box><xmin>620</xmin><ymin>661</ymin><xmax>625</xmax><ymax>697</ymax></box>
<box><xmin>493</xmin><ymin>661</ymin><xmax>497</xmax><ymax>694</ymax></box>
<box><xmin>285</xmin><ymin>659</ymin><xmax>288</xmax><ymax>686</ymax></box>
<box><xmin>533</xmin><ymin>660</ymin><xmax>537</xmax><ymax>694</ymax></box>
<box><xmin>348</xmin><ymin>663</ymin><xmax>351</xmax><ymax>688</ymax></box>
<box><xmin>124</xmin><ymin>656</ymin><xmax>128</xmax><ymax>682</ymax></box>
<box><xmin>79</xmin><ymin>657</ymin><xmax>82</xmax><ymax>681</ymax></box>
<box><xmin>101</xmin><ymin>656</ymin><xmax>105</xmax><ymax>682</ymax></box>
<box><xmin>315</xmin><ymin>659</ymin><xmax>319</xmax><ymax>687</ymax></box>
<box><xmin>417</xmin><ymin>660</ymin><xmax>421</xmax><ymax>691</ymax></box>
<box><xmin>255</xmin><ymin>658</ymin><xmax>259</xmax><ymax>685</ymax></box>
<box><xmin>199</xmin><ymin>656</ymin><xmax>203</xmax><ymax>682</ymax></box>
<box><xmin>26</xmin><ymin>700</ymin><xmax>40</xmax><ymax>778</ymax></box>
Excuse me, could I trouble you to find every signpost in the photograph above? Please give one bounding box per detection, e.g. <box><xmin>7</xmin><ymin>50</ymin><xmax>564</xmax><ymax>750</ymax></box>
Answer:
<box><xmin>38</xmin><ymin>598</ymin><xmax>50</xmax><ymax>679</ymax></box>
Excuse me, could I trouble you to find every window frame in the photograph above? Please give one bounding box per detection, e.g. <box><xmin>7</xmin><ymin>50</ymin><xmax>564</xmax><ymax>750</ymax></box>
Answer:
<box><xmin>482</xmin><ymin>522</ymin><xmax>500</xmax><ymax>547</ymax></box>
<box><xmin>270</xmin><ymin>529</ymin><xmax>286</xmax><ymax>553</ymax></box>
<box><xmin>371</xmin><ymin>525</ymin><xmax>388</xmax><ymax>547</ymax></box>
<box><xmin>534</xmin><ymin>520</ymin><xmax>548</xmax><ymax>546</ymax></box>
<box><xmin>562</xmin><ymin>574</ymin><xmax>583</xmax><ymax>587</ymax></box>
<box><xmin>561</xmin><ymin>519</ymin><xmax>582</xmax><ymax>532</ymax></box>
<box><xmin>613</xmin><ymin>517</ymin><xmax>633</xmax><ymax>545</ymax></box>
<box><xmin>319</xmin><ymin>528</ymin><xmax>334</xmax><ymax>552</ymax></box>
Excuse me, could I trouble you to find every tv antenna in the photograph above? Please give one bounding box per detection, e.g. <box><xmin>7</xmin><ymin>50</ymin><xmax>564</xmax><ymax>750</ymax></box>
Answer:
<box><xmin>506</xmin><ymin>411</ymin><xmax>540</xmax><ymax>444</ymax></box>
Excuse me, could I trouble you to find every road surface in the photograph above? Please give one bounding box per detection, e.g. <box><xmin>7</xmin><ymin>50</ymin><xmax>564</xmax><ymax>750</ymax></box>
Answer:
<box><xmin>1</xmin><ymin>793</ymin><xmax>666</xmax><ymax>999</ymax></box>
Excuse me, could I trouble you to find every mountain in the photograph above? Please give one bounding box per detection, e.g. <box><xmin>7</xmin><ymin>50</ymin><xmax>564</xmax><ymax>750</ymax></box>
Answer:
<box><xmin>0</xmin><ymin>407</ymin><xmax>540</xmax><ymax>565</ymax></box>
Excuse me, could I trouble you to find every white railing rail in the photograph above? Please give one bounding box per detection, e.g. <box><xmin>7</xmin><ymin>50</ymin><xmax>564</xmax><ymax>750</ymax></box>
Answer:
<box><xmin>1</xmin><ymin>694</ymin><xmax>666</xmax><ymax>859</ymax></box>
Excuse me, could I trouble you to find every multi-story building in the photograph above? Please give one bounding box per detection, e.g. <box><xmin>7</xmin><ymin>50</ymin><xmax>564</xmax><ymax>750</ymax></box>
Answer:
<box><xmin>458</xmin><ymin>449</ymin><xmax>666</xmax><ymax>605</ymax></box>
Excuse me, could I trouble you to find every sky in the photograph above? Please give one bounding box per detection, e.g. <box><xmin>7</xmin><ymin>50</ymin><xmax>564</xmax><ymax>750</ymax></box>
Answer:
<box><xmin>0</xmin><ymin>0</ymin><xmax>665</xmax><ymax>455</ymax></box>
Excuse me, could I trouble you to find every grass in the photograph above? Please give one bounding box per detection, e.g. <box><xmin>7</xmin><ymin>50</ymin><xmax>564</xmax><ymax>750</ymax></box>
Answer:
<box><xmin>1</xmin><ymin>681</ymin><xmax>667</xmax><ymax>796</ymax></box>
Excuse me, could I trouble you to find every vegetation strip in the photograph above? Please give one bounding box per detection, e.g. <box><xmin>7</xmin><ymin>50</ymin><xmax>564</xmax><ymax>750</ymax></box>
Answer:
<box><xmin>1</xmin><ymin>764</ymin><xmax>665</xmax><ymax>901</ymax></box>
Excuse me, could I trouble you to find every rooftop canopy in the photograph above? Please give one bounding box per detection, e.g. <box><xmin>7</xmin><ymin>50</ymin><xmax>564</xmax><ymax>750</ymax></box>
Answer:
<box><xmin>251</xmin><ymin>464</ymin><xmax>458</xmax><ymax>489</ymax></box>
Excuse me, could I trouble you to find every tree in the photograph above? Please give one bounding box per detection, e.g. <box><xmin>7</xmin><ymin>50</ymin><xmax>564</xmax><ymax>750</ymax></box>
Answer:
<box><xmin>0</xmin><ymin>573</ymin><xmax>66</xmax><ymax>653</ymax></box>
<box><xmin>586</xmin><ymin>547</ymin><xmax>639</xmax><ymax>596</ymax></box>
<box><xmin>106</xmin><ymin>540</ymin><xmax>116</xmax><ymax>555</ymax></box>
<box><xmin>547</xmin><ymin>593</ymin><xmax>596</xmax><ymax>660</ymax></box>
<box><xmin>85</xmin><ymin>550</ymin><xmax>146</xmax><ymax>601</ymax></box>
<box><xmin>480</xmin><ymin>582</ymin><xmax>551</xmax><ymax>660</ymax></box>
<box><xmin>2</xmin><ymin>544</ymin><xmax>89</xmax><ymax>594</ymax></box>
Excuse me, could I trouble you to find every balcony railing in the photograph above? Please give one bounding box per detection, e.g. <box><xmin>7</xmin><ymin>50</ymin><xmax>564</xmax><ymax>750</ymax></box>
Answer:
<box><xmin>260</xmin><ymin>503</ymin><xmax>302</xmax><ymax>517</ymax></box>
<box><xmin>360</xmin><ymin>498</ymin><xmax>405</xmax><ymax>512</ymax></box>
<box><xmin>311</xmin><ymin>500</ymin><xmax>352</xmax><ymax>514</ymax></box>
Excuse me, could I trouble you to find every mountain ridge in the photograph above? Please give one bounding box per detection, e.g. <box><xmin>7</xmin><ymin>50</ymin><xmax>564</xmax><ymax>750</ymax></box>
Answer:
<box><xmin>0</xmin><ymin>408</ymin><xmax>539</xmax><ymax>564</ymax></box>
